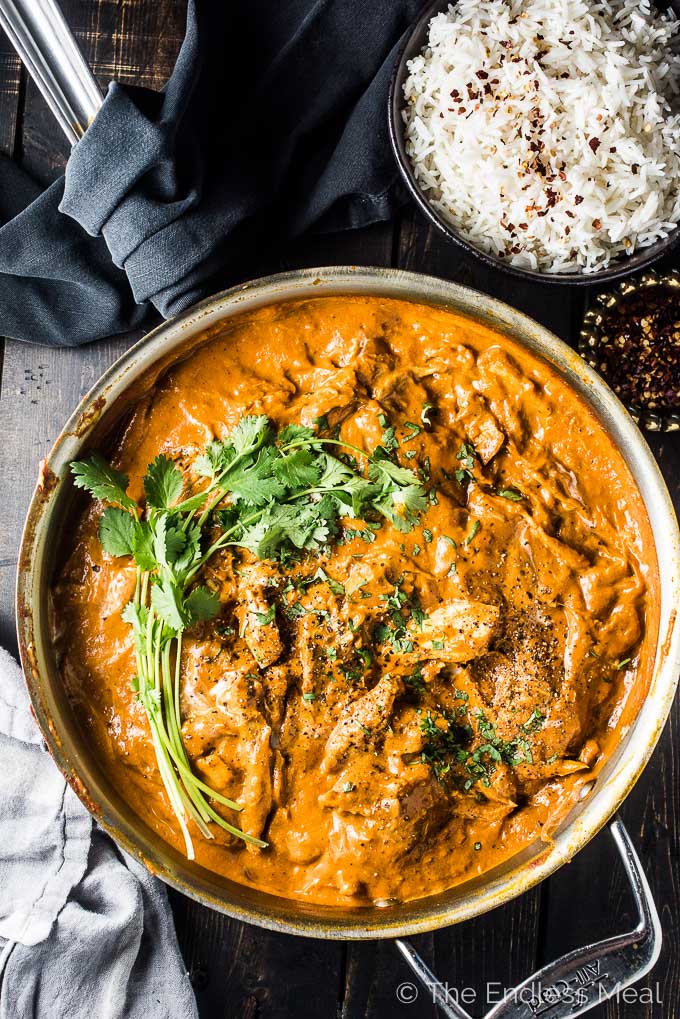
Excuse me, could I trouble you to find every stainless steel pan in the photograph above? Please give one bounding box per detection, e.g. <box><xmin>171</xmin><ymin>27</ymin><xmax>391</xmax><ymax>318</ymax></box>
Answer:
<box><xmin>15</xmin><ymin>265</ymin><xmax>680</xmax><ymax>983</ymax></box>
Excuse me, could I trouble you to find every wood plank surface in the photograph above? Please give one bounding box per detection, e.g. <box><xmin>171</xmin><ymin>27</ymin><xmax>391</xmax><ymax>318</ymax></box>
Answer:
<box><xmin>0</xmin><ymin>1</ymin><xmax>678</xmax><ymax>1018</ymax></box>
<box><xmin>0</xmin><ymin>29</ymin><xmax>21</xmax><ymax>157</ymax></box>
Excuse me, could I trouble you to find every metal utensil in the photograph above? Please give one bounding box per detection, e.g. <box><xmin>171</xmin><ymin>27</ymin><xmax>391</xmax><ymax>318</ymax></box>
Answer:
<box><xmin>0</xmin><ymin>0</ymin><xmax>102</xmax><ymax>143</ymax></box>
<box><xmin>396</xmin><ymin>818</ymin><xmax>661</xmax><ymax>1018</ymax></box>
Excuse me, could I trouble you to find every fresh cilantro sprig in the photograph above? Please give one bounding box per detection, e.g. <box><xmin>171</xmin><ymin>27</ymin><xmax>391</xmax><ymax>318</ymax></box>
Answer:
<box><xmin>70</xmin><ymin>413</ymin><xmax>429</xmax><ymax>857</ymax></box>
<box><xmin>71</xmin><ymin>450</ymin><xmax>261</xmax><ymax>858</ymax></box>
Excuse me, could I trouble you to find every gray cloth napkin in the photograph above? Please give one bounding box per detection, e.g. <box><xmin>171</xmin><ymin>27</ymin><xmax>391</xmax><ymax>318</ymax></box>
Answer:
<box><xmin>0</xmin><ymin>647</ymin><xmax>199</xmax><ymax>1019</ymax></box>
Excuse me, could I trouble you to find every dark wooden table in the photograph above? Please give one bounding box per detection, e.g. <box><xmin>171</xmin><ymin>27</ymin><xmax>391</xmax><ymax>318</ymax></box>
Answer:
<box><xmin>0</xmin><ymin>3</ymin><xmax>678</xmax><ymax>1017</ymax></box>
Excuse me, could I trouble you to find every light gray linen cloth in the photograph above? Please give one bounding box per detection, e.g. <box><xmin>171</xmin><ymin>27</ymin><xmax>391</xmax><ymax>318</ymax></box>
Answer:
<box><xmin>0</xmin><ymin>647</ymin><xmax>199</xmax><ymax>1019</ymax></box>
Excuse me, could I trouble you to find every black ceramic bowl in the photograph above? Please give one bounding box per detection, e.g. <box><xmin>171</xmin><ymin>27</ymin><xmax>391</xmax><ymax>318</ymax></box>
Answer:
<box><xmin>388</xmin><ymin>0</ymin><xmax>680</xmax><ymax>286</ymax></box>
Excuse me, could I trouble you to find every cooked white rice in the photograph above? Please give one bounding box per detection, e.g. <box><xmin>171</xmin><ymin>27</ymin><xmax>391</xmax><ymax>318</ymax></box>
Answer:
<box><xmin>402</xmin><ymin>0</ymin><xmax>680</xmax><ymax>273</ymax></box>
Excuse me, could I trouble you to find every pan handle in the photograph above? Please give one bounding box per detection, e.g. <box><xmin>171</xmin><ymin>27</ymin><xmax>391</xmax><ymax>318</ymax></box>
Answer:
<box><xmin>0</xmin><ymin>0</ymin><xmax>103</xmax><ymax>144</ymax></box>
<box><xmin>395</xmin><ymin>818</ymin><xmax>661</xmax><ymax>1019</ymax></box>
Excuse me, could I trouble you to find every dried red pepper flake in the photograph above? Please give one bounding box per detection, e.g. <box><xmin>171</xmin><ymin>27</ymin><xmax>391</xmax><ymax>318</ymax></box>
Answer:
<box><xmin>591</xmin><ymin>284</ymin><xmax>680</xmax><ymax>414</ymax></box>
<box><xmin>589</xmin><ymin>137</ymin><xmax>601</xmax><ymax>153</ymax></box>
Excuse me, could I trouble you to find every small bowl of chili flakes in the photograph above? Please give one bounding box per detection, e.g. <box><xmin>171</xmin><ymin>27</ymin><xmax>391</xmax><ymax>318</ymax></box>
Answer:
<box><xmin>579</xmin><ymin>270</ymin><xmax>680</xmax><ymax>432</ymax></box>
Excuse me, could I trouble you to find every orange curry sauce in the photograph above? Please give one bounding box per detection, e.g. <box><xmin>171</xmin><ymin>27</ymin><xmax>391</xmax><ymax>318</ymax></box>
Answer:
<box><xmin>52</xmin><ymin>297</ymin><xmax>658</xmax><ymax>907</ymax></box>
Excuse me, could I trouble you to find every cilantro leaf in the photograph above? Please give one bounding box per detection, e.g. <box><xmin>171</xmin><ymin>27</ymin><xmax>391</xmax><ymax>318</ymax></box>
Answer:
<box><xmin>152</xmin><ymin>513</ymin><xmax>171</xmax><ymax>569</ymax></box>
<box><xmin>228</xmin><ymin>414</ymin><xmax>269</xmax><ymax>455</ymax></box>
<box><xmin>193</xmin><ymin>439</ymin><xmax>237</xmax><ymax>479</ymax></box>
<box><xmin>71</xmin><ymin>454</ymin><xmax>136</xmax><ymax>511</ymax></box>
<box><xmin>132</xmin><ymin>521</ymin><xmax>156</xmax><ymax>572</ymax></box>
<box><xmin>317</xmin><ymin>454</ymin><xmax>356</xmax><ymax>489</ymax></box>
<box><xmin>185</xmin><ymin>586</ymin><xmax>220</xmax><ymax>623</ymax></box>
<box><xmin>278</xmin><ymin>423</ymin><xmax>315</xmax><ymax>445</ymax></box>
<box><xmin>143</xmin><ymin>454</ymin><xmax>183</xmax><ymax>509</ymax></box>
<box><xmin>272</xmin><ymin>448</ymin><xmax>320</xmax><ymax>488</ymax></box>
<box><xmin>171</xmin><ymin>528</ymin><xmax>203</xmax><ymax>580</ymax></box>
<box><xmin>225</xmin><ymin>448</ymin><xmax>287</xmax><ymax>507</ymax></box>
<box><xmin>393</xmin><ymin>484</ymin><xmax>429</xmax><ymax>513</ymax></box>
<box><xmin>99</xmin><ymin>507</ymin><xmax>136</xmax><ymax>557</ymax></box>
<box><xmin>165</xmin><ymin>525</ymin><xmax>187</xmax><ymax>562</ymax></box>
<box><xmin>151</xmin><ymin>578</ymin><xmax>185</xmax><ymax>632</ymax></box>
<box><xmin>369</xmin><ymin>459</ymin><xmax>420</xmax><ymax>488</ymax></box>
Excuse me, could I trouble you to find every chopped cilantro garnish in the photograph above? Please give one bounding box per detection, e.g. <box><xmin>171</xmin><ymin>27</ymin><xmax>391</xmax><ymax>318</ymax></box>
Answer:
<box><xmin>312</xmin><ymin>566</ymin><xmax>345</xmax><ymax>597</ymax></box>
<box><xmin>498</xmin><ymin>488</ymin><xmax>523</xmax><ymax>501</ymax></box>
<box><xmin>456</xmin><ymin>442</ymin><xmax>477</xmax><ymax>467</ymax></box>
<box><xmin>254</xmin><ymin>605</ymin><xmax>276</xmax><ymax>626</ymax></box>
<box><xmin>404</xmin><ymin>664</ymin><xmax>426</xmax><ymax>693</ymax></box>
<box><xmin>420</xmin><ymin>708</ymin><xmax>539</xmax><ymax>789</ymax></box>
<box><xmin>522</xmin><ymin>709</ymin><xmax>545</xmax><ymax>733</ymax></box>
<box><xmin>284</xmin><ymin>601</ymin><xmax>307</xmax><ymax>620</ymax></box>
<box><xmin>378</xmin><ymin>413</ymin><xmax>399</xmax><ymax>452</ymax></box>
<box><xmin>464</xmin><ymin>520</ymin><xmax>481</xmax><ymax>545</ymax></box>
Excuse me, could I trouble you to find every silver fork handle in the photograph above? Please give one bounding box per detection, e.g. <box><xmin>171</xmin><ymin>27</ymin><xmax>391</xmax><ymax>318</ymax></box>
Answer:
<box><xmin>0</xmin><ymin>0</ymin><xmax>102</xmax><ymax>144</ymax></box>
<box><xmin>396</xmin><ymin>818</ymin><xmax>661</xmax><ymax>1019</ymax></box>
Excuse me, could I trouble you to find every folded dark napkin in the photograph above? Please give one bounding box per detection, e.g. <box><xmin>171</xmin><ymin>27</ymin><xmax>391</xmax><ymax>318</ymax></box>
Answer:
<box><xmin>0</xmin><ymin>0</ymin><xmax>422</xmax><ymax>346</ymax></box>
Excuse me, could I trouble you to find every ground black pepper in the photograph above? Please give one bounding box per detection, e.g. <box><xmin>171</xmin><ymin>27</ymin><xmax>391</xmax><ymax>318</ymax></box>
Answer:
<box><xmin>594</xmin><ymin>284</ymin><xmax>680</xmax><ymax>413</ymax></box>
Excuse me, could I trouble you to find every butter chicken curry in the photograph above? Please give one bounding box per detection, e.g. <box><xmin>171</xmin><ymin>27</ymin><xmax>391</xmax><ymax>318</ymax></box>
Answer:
<box><xmin>53</xmin><ymin>297</ymin><xmax>658</xmax><ymax>907</ymax></box>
